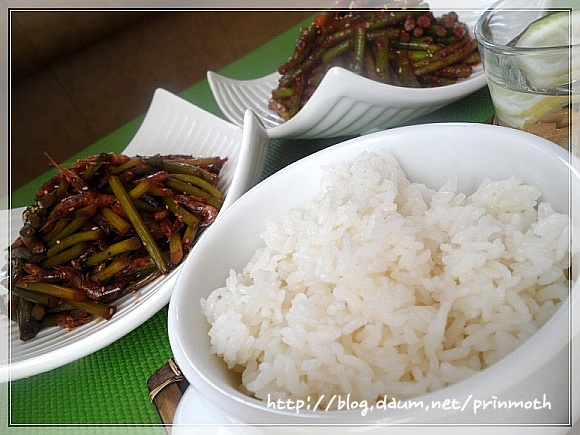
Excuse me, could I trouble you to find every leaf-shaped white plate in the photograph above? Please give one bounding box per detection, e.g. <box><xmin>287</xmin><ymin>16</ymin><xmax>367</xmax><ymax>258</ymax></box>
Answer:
<box><xmin>208</xmin><ymin>1</ymin><xmax>493</xmax><ymax>139</ymax></box>
<box><xmin>0</xmin><ymin>88</ymin><xmax>270</xmax><ymax>382</ymax></box>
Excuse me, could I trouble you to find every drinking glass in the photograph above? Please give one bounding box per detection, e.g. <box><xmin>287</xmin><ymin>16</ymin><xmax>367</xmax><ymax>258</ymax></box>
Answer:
<box><xmin>474</xmin><ymin>0</ymin><xmax>579</xmax><ymax>154</ymax></box>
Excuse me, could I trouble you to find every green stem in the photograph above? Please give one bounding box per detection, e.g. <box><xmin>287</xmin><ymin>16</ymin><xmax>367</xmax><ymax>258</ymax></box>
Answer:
<box><xmin>322</xmin><ymin>39</ymin><xmax>353</xmax><ymax>64</ymax></box>
<box><xmin>171</xmin><ymin>174</ymin><xmax>224</xmax><ymax>200</ymax></box>
<box><xmin>108</xmin><ymin>175</ymin><xmax>169</xmax><ymax>274</ymax></box>
<box><xmin>90</xmin><ymin>255</ymin><xmax>132</xmax><ymax>283</ymax></box>
<box><xmin>413</xmin><ymin>39</ymin><xmax>478</xmax><ymax>76</ymax></box>
<box><xmin>41</xmin><ymin>243</ymin><xmax>87</xmax><ymax>269</ymax></box>
<box><xmin>374</xmin><ymin>35</ymin><xmax>391</xmax><ymax>83</ymax></box>
<box><xmin>353</xmin><ymin>26</ymin><xmax>366</xmax><ymax>76</ymax></box>
<box><xmin>165</xmin><ymin>178</ymin><xmax>223</xmax><ymax>209</ymax></box>
<box><xmin>12</xmin><ymin>286</ymin><xmax>60</xmax><ymax>308</ymax></box>
<box><xmin>159</xmin><ymin>161</ymin><xmax>217</xmax><ymax>185</ymax></box>
<box><xmin>46</xmin><ymin>204</ymin><xmax>97</xmax><ymax>247</ymax></box>
<box><xmin>16</xmin><ymin>282</ymin><xmax>86</xmax><ymax>302</ymax></box>
<box><xmin>163</xmin><ymin>197</ymin><xmax>201</xmax><ymax>229</ymax></box>
<box><xmin>46</xmin><ymin>230</ymin><xmax>103</xmax><ymax>258</ymax></box>
<box><xmin>67</xmin><ymin>299</ymin><xmax>116</xmax><ymax>319</ymax></box>
<box><xmin>85</xmin><ymin>236</ymin><xmax>141</xmax><ymax>267</ymax></box>
<box><xmin>100</xmin><ymin>207</ymin><xmax>132</xmax><ymax>234</ymax></box>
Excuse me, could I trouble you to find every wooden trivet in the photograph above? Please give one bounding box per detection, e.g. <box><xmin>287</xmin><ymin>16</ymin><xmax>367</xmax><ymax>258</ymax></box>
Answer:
<box><xmin>147</xmin><ymin>357</ymin><xmax>190</xmax><ymax>432</ymax></box>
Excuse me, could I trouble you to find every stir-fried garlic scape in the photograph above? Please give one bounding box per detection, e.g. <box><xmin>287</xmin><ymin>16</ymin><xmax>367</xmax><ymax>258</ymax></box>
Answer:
<box><xmin>6</xmin><ymin>152</ymin><xmax>227</xmax><ymax>340</ymax></box>
<box><xmin>270</xmin><ymin>6</ymin><xmax>480</xmax><ymax>120</ymax></box>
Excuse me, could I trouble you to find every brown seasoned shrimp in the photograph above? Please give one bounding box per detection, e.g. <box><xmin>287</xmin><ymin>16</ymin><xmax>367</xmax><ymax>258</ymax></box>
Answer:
<box><xmin>175</xmin><ymin>195</ymin><xmax>219</xmax><ymax>227</ymax></box>
<box><xmin>42</xmin><ymin>192</ymin><xmax>116</xmax><ymax>230</ymax></box>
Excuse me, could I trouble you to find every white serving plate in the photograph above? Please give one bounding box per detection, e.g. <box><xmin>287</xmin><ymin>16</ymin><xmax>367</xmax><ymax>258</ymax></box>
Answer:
<box><xmin>0</xmin><ymin>88</ymin><xmax>270</xmax><ymax>382</ymax></box>
<box><xmin>208</xmin><ymin>0</ymin><xmax>493</xmax><ymax>139</ymax></box>
<box><xmin>168</xmin><ymin>122</ymin><xmax>579</xmax><ymax>431</ymax></box>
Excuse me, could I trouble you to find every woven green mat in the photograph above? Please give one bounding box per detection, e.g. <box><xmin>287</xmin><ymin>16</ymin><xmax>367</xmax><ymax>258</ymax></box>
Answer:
<box><xmin>4</xmin><ymin>13</ymin><xmax>494</xmax><ymax>434</ymax></box>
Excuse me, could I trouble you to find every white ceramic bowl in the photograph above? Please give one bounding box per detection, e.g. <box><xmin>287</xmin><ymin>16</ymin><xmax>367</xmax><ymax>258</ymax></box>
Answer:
<box><xmin>208</xmin><ymin>0</ymin><xmax>494</xmax><ymax>139</ymax></box>
<box><xmin>169</xmin><ymin>123</ymin><xmax>579</xmax><ymax>433</ymax></box>
<box><xmin>0</xmin><ymin>88</ymin><xmax>270</xmax><ymax>382</ymax></box>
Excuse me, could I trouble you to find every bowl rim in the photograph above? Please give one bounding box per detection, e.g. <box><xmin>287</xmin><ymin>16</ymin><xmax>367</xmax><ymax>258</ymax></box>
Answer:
<box><xmin>474</xmin><ymin>1</ymin><xmax>579</xmax><ymax>53</ymax></box>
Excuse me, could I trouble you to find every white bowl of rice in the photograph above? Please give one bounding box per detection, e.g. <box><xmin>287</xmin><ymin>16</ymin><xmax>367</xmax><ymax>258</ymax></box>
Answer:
<box><xmin>168</xmin><ymin>122</ymin><xmax>579</xmax><ymax>433</ymax></box>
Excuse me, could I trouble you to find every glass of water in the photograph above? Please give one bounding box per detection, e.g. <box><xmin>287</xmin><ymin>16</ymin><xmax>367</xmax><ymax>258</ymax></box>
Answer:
<box><xmin>474</xmin><ymin>0</ymin><xmax>579</xmax><ymax>153</ymax></box>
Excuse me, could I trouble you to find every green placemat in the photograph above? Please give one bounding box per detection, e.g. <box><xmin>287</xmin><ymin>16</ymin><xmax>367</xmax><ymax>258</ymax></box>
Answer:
<box><xmin>5</xmin><ymin>14</ymin><xmax>494</xmax><ymax>435</ymax></box>
<box><xmin>9</xmin><ymin>307</ymin><xmax>171</xmax><ymax>425</ymax></box>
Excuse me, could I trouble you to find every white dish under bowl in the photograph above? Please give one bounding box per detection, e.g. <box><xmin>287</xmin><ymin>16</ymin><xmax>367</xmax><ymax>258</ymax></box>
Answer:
<box><xmin>168</xmin><ymin>122</ymin><xmax>579</xmax><ymax>432</ymax></box>
<box><xmin>208</xmin><ymin>1</ymin><xmax>492</xmax><ymax>139</ymax></box>
<box><xmin>0</xmin><ymin>88</ymin><xmax>270</xmax><ymax>382</ymax></box>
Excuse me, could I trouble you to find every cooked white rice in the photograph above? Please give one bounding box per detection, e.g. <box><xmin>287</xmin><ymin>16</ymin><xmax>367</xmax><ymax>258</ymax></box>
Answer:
<box><xmin>201</xmin><ymin>150</ymin><xmax>570</xmax><ymax>406</ymax></box>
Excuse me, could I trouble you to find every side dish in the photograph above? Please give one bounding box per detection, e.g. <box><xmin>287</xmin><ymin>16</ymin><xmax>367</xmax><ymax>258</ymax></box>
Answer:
<box><xmin>269</xmin><ymin>6</ymin><xmax>481</xmax><ymax>121</ymax></box>
<box><xmin>6</xmin><ymin>152</ymin><xmax>227</xmax><ymax>340</ymax></box>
